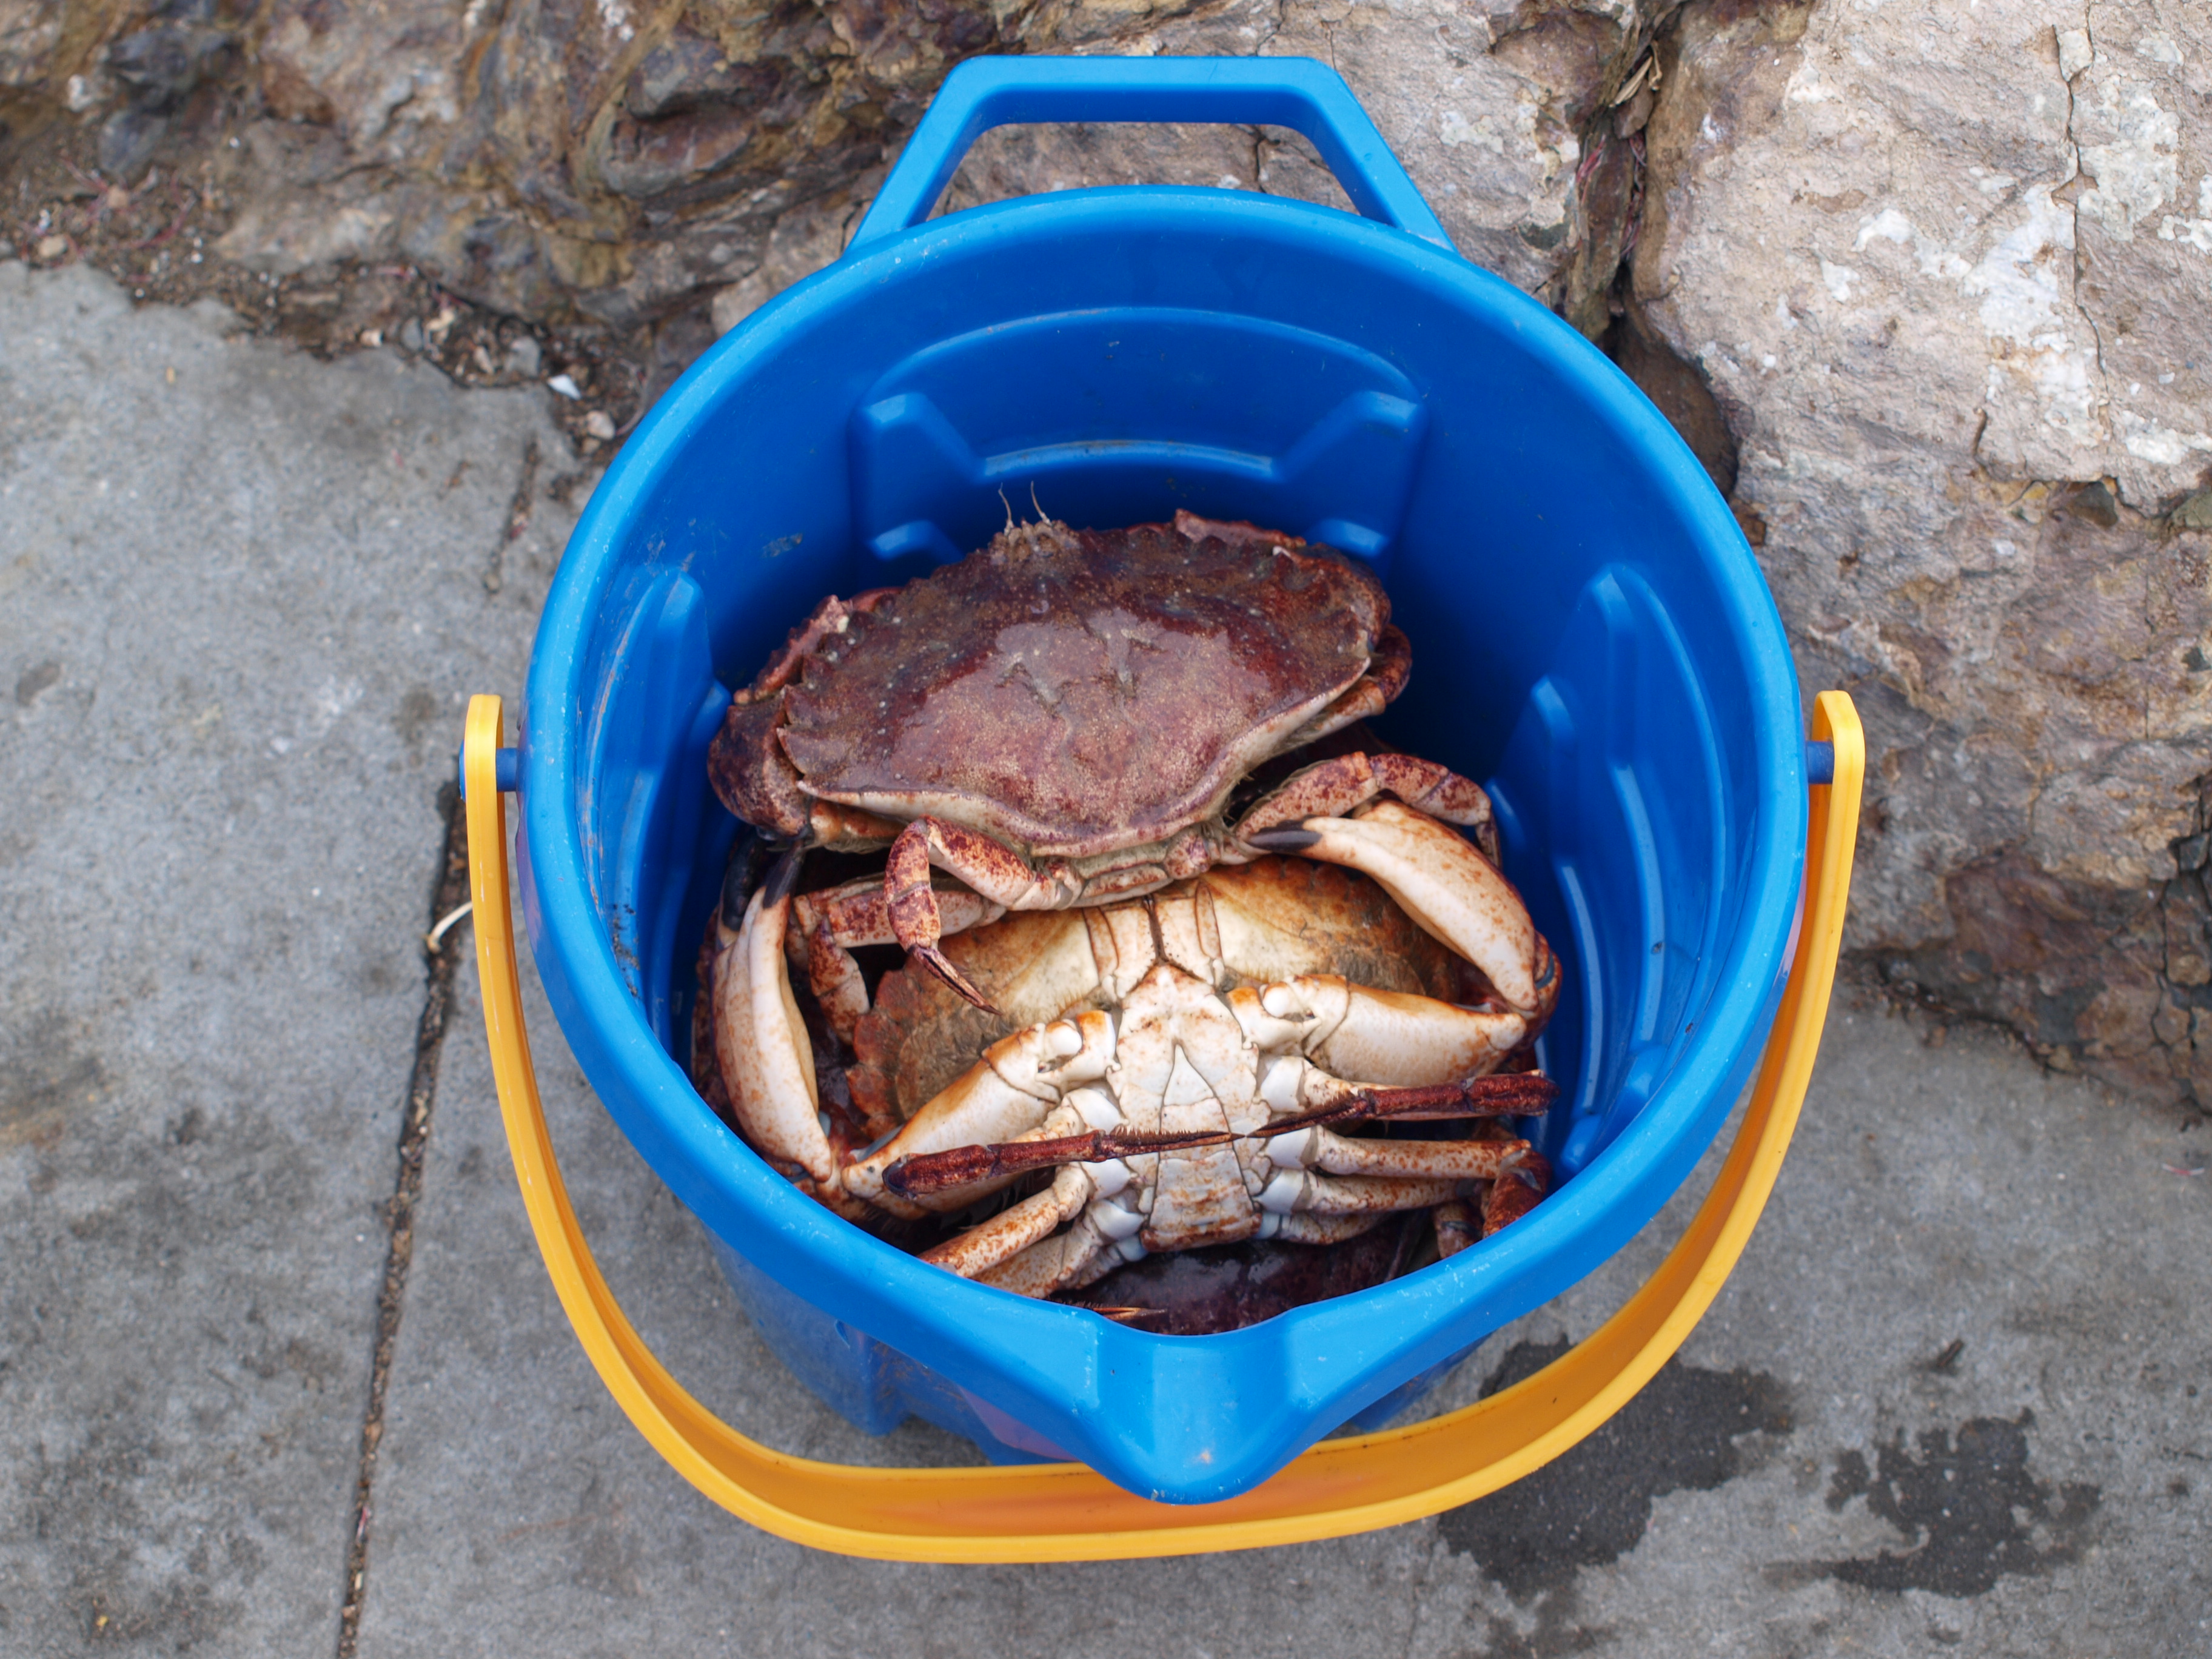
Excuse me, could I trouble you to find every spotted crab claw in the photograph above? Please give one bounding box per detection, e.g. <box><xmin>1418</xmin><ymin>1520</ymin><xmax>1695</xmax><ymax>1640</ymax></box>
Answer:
<box><xmin>1236</xmin><ymin>750</ymin><xmax>1500</xmax><ymax>863</ymax></box>
<box><xmin>1244</xmin><ymin>800</ymin><xmax>1558</xmax><ymax>1028</ymax></box>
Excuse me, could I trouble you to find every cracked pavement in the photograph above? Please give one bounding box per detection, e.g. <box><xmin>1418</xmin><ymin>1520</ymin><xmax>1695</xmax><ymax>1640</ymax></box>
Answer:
<box><xmin>2</xmin><ymin>260</ymin><xmax>2209</xmax><ymax>1657</ymax></box>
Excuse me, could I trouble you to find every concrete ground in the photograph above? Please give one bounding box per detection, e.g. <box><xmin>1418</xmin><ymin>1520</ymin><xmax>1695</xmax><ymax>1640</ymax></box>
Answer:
<box><xmin>4</xmin><ymin>260</ymin><xmax>2208</xmax><ymax>1657</ymax></box>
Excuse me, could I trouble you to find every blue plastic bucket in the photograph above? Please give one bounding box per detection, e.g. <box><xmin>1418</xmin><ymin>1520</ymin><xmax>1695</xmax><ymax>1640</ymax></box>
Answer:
<box><xmin>512</xmin><ymin>56</ymin><xmax>1805</xmax><ymax>1505</ymax></box>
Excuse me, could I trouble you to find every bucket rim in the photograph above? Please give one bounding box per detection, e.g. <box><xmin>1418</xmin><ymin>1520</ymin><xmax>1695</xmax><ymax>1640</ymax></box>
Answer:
<box><xmin>518</xmin><ymin>184</ymin><xmax>1808</xmax><ymax>1503</ymax></box>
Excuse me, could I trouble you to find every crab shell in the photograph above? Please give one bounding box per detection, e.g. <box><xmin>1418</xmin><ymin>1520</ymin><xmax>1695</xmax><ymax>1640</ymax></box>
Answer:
<box><xmin>707</xmin><ymin>512</ymin><xmax>1410</xmax><ymax>859</ymax></box>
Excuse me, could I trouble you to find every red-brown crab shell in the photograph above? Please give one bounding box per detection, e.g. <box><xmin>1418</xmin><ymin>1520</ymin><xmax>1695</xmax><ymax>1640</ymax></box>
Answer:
<box><xmin>708</xmin><ymin>512</ymin><xmax>1409</xmax><ymax>859</ymax></box>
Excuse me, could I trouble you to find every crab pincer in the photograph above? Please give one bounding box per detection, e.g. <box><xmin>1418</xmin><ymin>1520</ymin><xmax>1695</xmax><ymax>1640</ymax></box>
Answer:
<box><xmin>1244</xmin><ymin>799</ymin><xmax>1557</xmax><ymax>1033</ymax></box>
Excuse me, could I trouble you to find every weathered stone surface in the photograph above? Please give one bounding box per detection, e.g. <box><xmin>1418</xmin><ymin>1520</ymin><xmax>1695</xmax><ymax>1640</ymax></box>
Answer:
<box><xmin>200</xmin><ymin>0</ymin><xmax>1649</xmax><ymax>334</ymax></box>
<box><xmin>1632</xmin><ymin>0</ymin><xmax>2212</xmax><ymax>1101</ymax></box>
<box><xmin>0</xmin><ymin>0</ymin><xmax>64</xmax><ymax>93</ymax></box>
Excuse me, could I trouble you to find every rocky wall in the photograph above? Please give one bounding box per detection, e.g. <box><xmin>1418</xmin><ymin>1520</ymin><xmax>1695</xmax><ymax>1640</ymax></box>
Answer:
<box><xmin>1631</xmin><ymin>0</ymin><xmax>2212</xmax><ymax>1102</ymax></box>
<box><xmin>4</xmin><ymin>0</ymin><xmax>2208</xmax><ymax>1104</ymax></box>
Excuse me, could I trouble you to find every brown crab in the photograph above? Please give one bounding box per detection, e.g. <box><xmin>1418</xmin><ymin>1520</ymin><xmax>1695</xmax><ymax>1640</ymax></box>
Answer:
<box><xmin>708</xmin><ymin>511</ymin><xmax>1520</xmax><ymax>1013</ymax></box>
<box><xmin>708</xmin><ymin>845</ymin><xmax>1558</xmax><ymax>1298</ymax></box>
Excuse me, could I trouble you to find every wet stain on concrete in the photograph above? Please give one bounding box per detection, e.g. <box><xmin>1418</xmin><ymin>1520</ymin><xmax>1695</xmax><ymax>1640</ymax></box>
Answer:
<box><xmin>14</xmin><ymin>659</ymin><xmax>61</xmax><ymax>706</ymax></box>
<box><xmin>1438</xmin><ymin>1339</ymin><xmax>1793</xmax><ymax>1600</ymax></box>
<box><xmin>1</xmin><ymin>1010</ymin><xmax>107</xmax><ymax>1147</ymax></box>
<box><xmin>390</xmin><ymin>684</ymin><xmax>440</xmax><ymax>754</ymax></box>
<box><xmin>1805</xmin><ymin>1410</ymin><xmax>2099</xmax><ymax>1595</ymax></box>
<box><xmin>1462</xmin><ymin>1594</ymin><xmax>1614</xmax><ymax>1658</ymax></box>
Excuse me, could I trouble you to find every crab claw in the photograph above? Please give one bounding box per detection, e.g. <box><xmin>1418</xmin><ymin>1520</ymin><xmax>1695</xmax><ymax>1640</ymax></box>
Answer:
<box><xmin>1247</xmin><ymin>800</ymin><xmax>1557</xmax><ymax>1025</ymax></box>
<box><xmin>883</xmin><ymin>817</ymin><xmax>1064</xmax><ymax>1016</ymax></box>
<box><xmin>844</xmin><ymin>1013</ymin><xmax>1116</xmax><ymax>1213</ymax></box>
<box><xmin>714</xmin><ymin>874</ymin><xmax>837</xmax><ymax>1188</ymax></box>
<box><xmin>914</xmin><ymin>945</ymin><xmax>996</xmax><ymax>1013</ymax></box>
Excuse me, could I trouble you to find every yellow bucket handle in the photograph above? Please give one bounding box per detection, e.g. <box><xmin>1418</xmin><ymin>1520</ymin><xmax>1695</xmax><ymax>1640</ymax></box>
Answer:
<box><xmin>463</xmin><ymin>690</ymin><xmax>1862</xmax><ymax>1563</ymax></box>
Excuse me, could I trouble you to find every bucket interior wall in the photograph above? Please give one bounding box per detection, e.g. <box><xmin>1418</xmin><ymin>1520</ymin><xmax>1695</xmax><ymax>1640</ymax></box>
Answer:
<box><xmin>523</xmin><ymin>187</ymin><xmax>1803</xmax><ymax>1500</ymax></box>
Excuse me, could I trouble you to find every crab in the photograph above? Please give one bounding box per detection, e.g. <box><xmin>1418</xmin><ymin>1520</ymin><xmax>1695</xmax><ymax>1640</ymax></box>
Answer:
<box><xmin>706</xmin><ymin>510</ymin><xmax>1513</xmax><ymax>1012</ymax></box>
<box><xmin>708</xmin><ymin>837</ymin><xmax>1560</xmax><ymax>1298</ymax></box>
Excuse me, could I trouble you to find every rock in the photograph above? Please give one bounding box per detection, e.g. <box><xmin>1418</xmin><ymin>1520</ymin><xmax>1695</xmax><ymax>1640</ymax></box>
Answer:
<box><xmin>0</xmin><ymin>0</ymin><xmax>64</xmax><ymax>92</ymax></box>
<box><xmin>257</xmin><ymin>0</ymin><xmax>459</xmax><ymax>158</ymax></box>
<box><xmin>708</xmin><ymin>181</ymin><xmax>871</xmax><ymax>334</ymax></box>
<box><xmin>96</xmin><ymin>106</ymin><xmax>169</xmax><ymax>179</ymax></box>
<box><xmin>216</xmin><ymin>0</ymin><xmax>1636</xmax><ymax>331</ymax></box>
<box><xmin>1631</xmin><ymin>0</ymin><xmax>2212</xmax><ymax>1102</ymax></box>
<box><xmin>90</xmin><ymin>11</ymin><xmax>235</xmax><ymax>178</ymax></box>
<box><xmin>106</xmin><ymin>18</ymin><xmax>228</xmax><ymax>112</ymax></box>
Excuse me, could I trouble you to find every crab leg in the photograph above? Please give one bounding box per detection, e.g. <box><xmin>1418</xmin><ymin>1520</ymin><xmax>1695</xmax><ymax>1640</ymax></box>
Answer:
<box><xmin>1258</xmin><ymin>1171</ymin><xmax>1472</xmax><ymax>1216</ymax></box>
<box><xmin>1246</xmin><ymin>1039</ymin><xmax>1558</xmax><ymax>1122</ymax></box>
<box><xmin>1284</xmin><ymin>628</ymin><xmax>1413</xmax><ymax>746</ymax></box>
<box><xmin>882</xmin><ymin>1069</ymin><xmax>1552</xmax><ymax>1195</ymax></box>
<box><xmin>788</xmin><ymin>877</ymin><xmax>1005</xmax><ymax>1054</ymax></box>
<box><xmin>1436</xmin><ymin>1142</ymin><xmax>1552</xmax><ymax>1258</ymax></box>
<box><xmin>1257</xmin><ymin>1125</ymin><xmax>1529</xmax><ymax>1183</ymax></box>
<box><xmin>974</xmin><ymin>1212</ymin><xmax>1134</xmax><ymax>1298</ymax></box>
<box><xmin>842</xmin><ymin>1014</ymin><xmax>1115</xmax><ymax>1213</ymax></box>
<box><xmin>1433</xmin><ymin>1201</ymin><xmax>1480</xmax><ymax>1259</ymax></box>
<box><xmin>920</xmin><ymin>1163</ymin><xmax>1099</xmax><ymax>1279</ymax></box>
<box><xmin>1486</xmin><ymin>1148</ymin><xmax>1551</xmax><ymax>1233</ymax></box>
<box><xmin>805</xmin><ymin>800</ymin><xmax>906</xmax><ymax>851</ymax></box>
<box><xmin>885</xmin><ymin>818</ymin><xmax>1076</xmax><ymax>1011</ymax></box>
<box><xmin>1265</xmin><ymin>1211</ymin><xmax>1387</xmax><ymax>1245</ymax></box>
<box><xmin>1238</xmin><ymin>751</ymin><xmax>1496</xmax><ymax>857</ymax></box>
<box><xmin>1247</xmin><ymin>800</ymin><xmax>1558</xmax><ymax>1025</ymax></box>
<box><xmin>714</xmin><ymin>873</ymin><xmax>839</xmax><ymax>1190</ymax></box>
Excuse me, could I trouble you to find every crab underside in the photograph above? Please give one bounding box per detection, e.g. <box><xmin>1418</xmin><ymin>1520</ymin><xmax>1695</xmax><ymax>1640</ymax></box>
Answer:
<box><xmin>696</xmin><ymin>832</ymin><xmax>1559</xmax><ymax>1324</ymax></box>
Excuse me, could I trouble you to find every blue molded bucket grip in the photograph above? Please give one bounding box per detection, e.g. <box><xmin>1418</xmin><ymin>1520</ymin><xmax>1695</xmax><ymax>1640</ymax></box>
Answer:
<box><xmin>850</xmin><ymin>55</ymin><xmax>1455</xmax><ymax>253</ymax></box>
